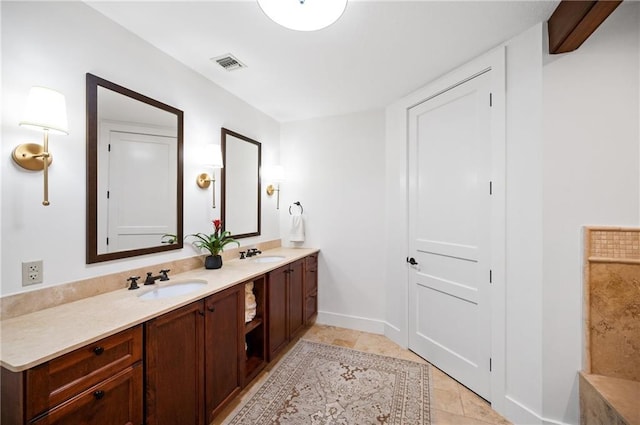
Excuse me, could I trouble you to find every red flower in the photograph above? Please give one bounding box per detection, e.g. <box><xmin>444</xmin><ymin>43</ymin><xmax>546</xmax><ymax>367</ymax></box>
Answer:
<box><xmin>187</xmin><ymin>219</ymin><xmax>239</xmax><ymax>256</ymax></box>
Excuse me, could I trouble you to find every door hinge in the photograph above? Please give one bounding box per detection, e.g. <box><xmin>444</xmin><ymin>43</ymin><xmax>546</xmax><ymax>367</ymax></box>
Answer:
<box><xmin>489</xmin><ymin>269</ymin><xmax>493</xmax><ymax>284</ymax></box>
<box><xmin>489</xmin><ymin>93</ymin><xmax>493</xmax><ymax>107</ymax></box>
<box><xmin>106</xmin><ymin>237</ymin><xmax>109</xmax><ymax>246</ymax></box>
<box><xmin>489</xmin><ymin>181</ymin><xmax>493</xmax><ymax>195</ymax></box>
<box><xmin>490</xmin><ymin>357</ymin><xmax>492</xmax><ymax>372</ymax></box>
<box><xmin>107</xmin><ymin>190</ymin><xmax>110</xmax><ymax>199</ymax></box>
<box><xmin>108</xmin><ymin>143</ymin><xmax>111</xmax><ymax>152</ymax></box>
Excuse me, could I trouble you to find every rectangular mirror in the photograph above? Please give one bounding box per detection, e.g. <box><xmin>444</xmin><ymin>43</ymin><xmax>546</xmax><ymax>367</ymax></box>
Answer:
<box><xmin>86</xmin><ymin>73</ymin><xmax>184</xmax><ymax>263</ymax></box>
<box><xmin>221</xmin><ymin>128</ymin><xmax>261</xmax><ymax>239</ymax></box>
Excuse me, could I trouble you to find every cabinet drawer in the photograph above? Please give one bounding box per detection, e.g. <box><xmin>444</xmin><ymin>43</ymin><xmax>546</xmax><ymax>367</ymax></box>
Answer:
<box><xmin>26</xmin><ymin>325</ymin><xmax>142</xmax><ymax>420</ymax></box>
<box><xmin>30</xmin><ymin>363</ymin><xmax>143</xmax><ymax>425</ymax></box>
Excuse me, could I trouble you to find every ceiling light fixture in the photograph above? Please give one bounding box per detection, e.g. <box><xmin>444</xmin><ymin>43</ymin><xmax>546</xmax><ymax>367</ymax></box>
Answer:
<box><xmin>257</xmin><ymin>0</ymin><xmax>347</xmax><ymax>32</ymax></box>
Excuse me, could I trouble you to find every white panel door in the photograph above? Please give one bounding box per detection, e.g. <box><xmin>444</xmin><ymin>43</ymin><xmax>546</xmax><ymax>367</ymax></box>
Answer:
<box><xmin>105</xmin><ymin>131</ymin><xmax>177</xmax><ymax>252</ymax></box>
<box><xmin>408</xmin><ymin>71</ymin><xmax>492</xmax><ymax>400</ymax></box>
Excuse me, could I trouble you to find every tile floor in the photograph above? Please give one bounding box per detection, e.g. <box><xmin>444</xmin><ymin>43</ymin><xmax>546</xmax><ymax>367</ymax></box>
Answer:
<box><xmin>214</xmin><ymin>324</ymin><xmax>512</xmax><ymax>425</ymax></box>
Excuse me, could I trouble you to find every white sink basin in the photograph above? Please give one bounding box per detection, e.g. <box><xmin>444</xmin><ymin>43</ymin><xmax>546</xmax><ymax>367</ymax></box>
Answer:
<box><xmin>137</xmin><ymin>280</ymin><xmax>207</xmax><ymax>300</ymax></box>
<box><xmin>252</xmin><ymin>255</ymin><xmax>285</xmax><ymax>263</ymax></box>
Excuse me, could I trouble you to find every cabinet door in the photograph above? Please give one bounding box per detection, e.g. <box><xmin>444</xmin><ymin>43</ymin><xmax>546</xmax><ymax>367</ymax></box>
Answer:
<box><xmin>268</xmin><ymin>265</ymin><xmax>288</xmax><ymax>360</ymax></box>
<box><xmin>204</xmin><ymin>286</ymin><xmax>243</xmax><ymax>422</ymax></box>
<box><xmin>304</xmin><ymin>254</ymin><xmax>319</xmax><ymax>324</ymax></box>
<box><xmin>145</xmin><ymin>301</ymin><xmax>205</xmax><ymax>425</ymax></box>
<box><xmin>304</xmin><ymin>254</ymin><xmax>318</xmax><ymax>295</ymax></box>
<box><xmin>288</xmin><ymin>260</ymin><xmax>305</xmax><ymax>340</ymax></box>
<box><xmin>30</xmin><ymin>364</ymin><xmax>142</xmax><ymax>425</ymax></box>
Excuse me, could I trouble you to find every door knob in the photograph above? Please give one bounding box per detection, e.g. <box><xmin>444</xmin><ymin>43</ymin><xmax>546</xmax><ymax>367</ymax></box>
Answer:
<box><xmin>406</xmin><ymin>257</ymin><xmax>418</xmax><ymax>266</ymax></box>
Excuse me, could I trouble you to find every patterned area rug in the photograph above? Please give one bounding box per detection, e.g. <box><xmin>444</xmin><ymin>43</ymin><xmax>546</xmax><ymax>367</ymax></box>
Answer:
<box><xmin>223</xmin><ymin>339</ymin><xmax>431</xmax><ymax>424</ymax></box>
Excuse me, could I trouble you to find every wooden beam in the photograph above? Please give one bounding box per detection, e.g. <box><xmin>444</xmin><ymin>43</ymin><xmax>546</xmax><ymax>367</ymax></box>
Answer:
<box><xmin>548</xmin><ymin>0</ymin><xmax>622</xmax><ymax>54</ymax></box>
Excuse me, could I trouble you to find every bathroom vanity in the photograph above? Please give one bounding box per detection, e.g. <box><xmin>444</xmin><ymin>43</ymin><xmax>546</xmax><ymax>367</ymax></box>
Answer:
<box><xmin>0</xmin><ymin>248</ymin><xmax>319</xmax><ymax>425</ymax></box>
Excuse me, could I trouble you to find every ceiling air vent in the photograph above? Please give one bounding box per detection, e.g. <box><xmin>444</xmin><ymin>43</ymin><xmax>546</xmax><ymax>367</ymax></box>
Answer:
<box><xmin>211</xmin><ymin>54</ymin><xmax>246</xmax><ymax>71</ymax></box>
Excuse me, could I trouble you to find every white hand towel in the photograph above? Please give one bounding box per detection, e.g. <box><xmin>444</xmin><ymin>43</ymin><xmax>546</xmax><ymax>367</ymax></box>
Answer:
<box><xmin>290</xmin><ymin>214</ymin><xmax>305</xmax><ymax>243</ymax></box>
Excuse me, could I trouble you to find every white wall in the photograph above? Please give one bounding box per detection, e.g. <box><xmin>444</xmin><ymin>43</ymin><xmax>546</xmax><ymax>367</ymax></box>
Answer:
<box><xmin>542</xmin><ymin>3</ymin><xmax>640</xmax><ymax>424</ymax></box>
<box><xmin>502</xmin><ymin>24</ymin><xmax>544</xmax><ymax>424</ymax></box>
<box><xmin>279</xmin><ymin>110</ymin><xmax>387</xmax><ymax>333</ymax></box>
<box><xmin>1</xmin><ymin>2</ymin><xmax>281</xmax><ymax>296</ymax></box>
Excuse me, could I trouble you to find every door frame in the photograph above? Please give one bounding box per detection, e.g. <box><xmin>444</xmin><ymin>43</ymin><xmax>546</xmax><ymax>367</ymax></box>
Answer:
<box><xmin>384</xmin><ymin>46</ymin><xmax>506</xmax><ymax>411</ymax></box>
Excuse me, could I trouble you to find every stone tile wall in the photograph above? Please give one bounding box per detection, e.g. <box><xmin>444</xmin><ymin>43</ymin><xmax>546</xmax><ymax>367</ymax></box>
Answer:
<box><xmin>584</xmin><ymin>227</ymin><xmax>639</xmax><ymax>380</ymax></box>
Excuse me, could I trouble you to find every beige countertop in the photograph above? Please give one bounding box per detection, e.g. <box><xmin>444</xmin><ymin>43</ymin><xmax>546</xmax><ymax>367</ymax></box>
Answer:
<box><xmin>0</xmin><ymin>247</ymin><xmax>318</xmax><ymax>372</ymax></box>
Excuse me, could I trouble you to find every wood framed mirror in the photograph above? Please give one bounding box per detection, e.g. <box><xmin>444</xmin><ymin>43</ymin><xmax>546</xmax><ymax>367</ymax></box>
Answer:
<box><xmin>221</xmin><ymin>128</ymin><xmax>261</xmax><ymax>239</ymax></box>
<box><xmin>86</xmin><ymin>73</ymin><xmax>184</xmax><ymax>264</ymax></box>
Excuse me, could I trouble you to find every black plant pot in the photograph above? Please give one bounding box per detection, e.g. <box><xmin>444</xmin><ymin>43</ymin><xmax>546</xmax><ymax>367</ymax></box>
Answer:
<box><xmin>205</xmin><ymin>255</ymin><xmax>223</xmax><ymax>270</ymax></box>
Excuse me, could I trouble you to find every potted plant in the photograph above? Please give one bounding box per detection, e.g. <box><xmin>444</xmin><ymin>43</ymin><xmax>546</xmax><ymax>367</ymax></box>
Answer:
<box><xmin>186</xmin><ymin>219</ymin><xmax>240</xmax><ymax>269</ymax></box>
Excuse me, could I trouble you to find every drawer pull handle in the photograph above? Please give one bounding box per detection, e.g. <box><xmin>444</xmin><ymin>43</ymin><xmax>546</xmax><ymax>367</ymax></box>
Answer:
<box><xmin>208</xmin><ymin>306</ymin><xmax>216</xmax><ymax>313</ymax></box>
<box><xmin>93</xmin><ymin>346</ymin><xmax>104</xmax><ymax>355</ymax></box>
<box><xmin>93</xmin><ymin>390</ymin><xmax>105</xmax><ymax>400</ymax></box>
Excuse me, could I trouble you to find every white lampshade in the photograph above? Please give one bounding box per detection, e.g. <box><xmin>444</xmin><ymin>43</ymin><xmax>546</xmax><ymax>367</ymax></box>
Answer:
<box><xmin>265</xmin><ymin>165</ymin><xmax>285</xmax><ymax>182</ymax></box>
<box><xmin>257</xmin><ymin>0</ymin><xmax>347</xmax><ymax>32</ymax></box>
<box><xmin>19</xmin><ymin>86</ymin><xmax>68</xmax><ymax>135</ymax></box>
<box><xmin>202</xmin><ymin>144</ymin><xmax>224</xmax><ymax>168</ymax></box>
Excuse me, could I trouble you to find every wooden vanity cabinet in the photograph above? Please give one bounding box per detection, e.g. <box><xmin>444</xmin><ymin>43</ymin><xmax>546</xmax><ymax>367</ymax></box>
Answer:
<box><xmin>144</xmin><ymin>285</ymin><xmax>244</xmax><ymax>425</ymax></box>
<box><xmin>0</xmin><ymin>252</ymin><xmax>319</xmax><ymax>425</ymax></box>
<box><xmin>267</xmin><ymin>259</ymin><xmax>305</xmax><ymax>361</ymax></box>
<box><xmin>1</xmin><ymin>325</ymin><xmax>143</xmax><ymax>425</ymax></box>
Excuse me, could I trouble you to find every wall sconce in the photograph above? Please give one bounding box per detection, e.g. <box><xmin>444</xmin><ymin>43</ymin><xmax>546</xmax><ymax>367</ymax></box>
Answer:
<box><xmin>196</xmin><ymin>144</ymin><xmax>224</xmax><ymax>208</ymax></box>
<box><xmin>265</xmin><ymin>165</ymin><xmax>285</xmax><ymax>210</ymax></box>
<box><xmin>12</xmin><ymin>86</ymin><xmax>68</xmax><ymax>206</ymax></box>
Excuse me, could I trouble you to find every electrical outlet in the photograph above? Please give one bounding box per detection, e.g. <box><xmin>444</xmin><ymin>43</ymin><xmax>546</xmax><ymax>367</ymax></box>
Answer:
<box><xmin>22</xmin><ymin>260</ymin><xmax>43</xmax><ymax>286</ymax></box>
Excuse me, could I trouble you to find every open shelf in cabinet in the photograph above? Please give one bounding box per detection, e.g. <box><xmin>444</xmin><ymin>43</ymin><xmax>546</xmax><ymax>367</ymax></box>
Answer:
<box><xmin>243</xmin><ymin>276</ymin><xmax>267</xmax><ymax>385</ymax></box>
<box><xmin>244</xmin><ymin>317</ymin><xmax>263</xmax><ymax>334</ymax></box>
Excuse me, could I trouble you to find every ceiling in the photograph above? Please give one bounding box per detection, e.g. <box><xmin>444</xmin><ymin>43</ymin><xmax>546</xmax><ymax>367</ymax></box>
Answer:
<box><xmin>87</xmin><ymin>0</ymin><xmax>559</xmax><ymax>123</ymax></box>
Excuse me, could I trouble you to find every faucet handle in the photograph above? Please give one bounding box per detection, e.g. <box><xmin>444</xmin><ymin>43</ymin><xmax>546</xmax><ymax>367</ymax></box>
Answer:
<box><xmin>239</xmin><ymin>251</ymin><xmax>246</xmax><ymax>259</ymax></box>
<box><xmin>159</xmin><ymin>269</ymin><xmax>170</xmax><ymax>281</ymax></box>
<box><xmin>127</xmin><ymin>276</ymin><xmax>140</xmax><ymax>290</ymax></box>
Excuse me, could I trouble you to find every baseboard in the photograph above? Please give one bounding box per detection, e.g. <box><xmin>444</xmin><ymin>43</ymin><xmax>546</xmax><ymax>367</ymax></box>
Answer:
<box><xmin>316</xmin><ymin>311</ymin><xmax>386</xmax><ymax>334</ymax></box>
<box><xmin>502</xmin><ymin>396</ymin><xmax>573</xmax><ymax>425</ymax></box>
<box><xmin>503</xmin><ymin>395</ymin><xmax>542</xmax><ymax>425</ymax></box>
<box><xmin>384</xmin><ymin>321</ymin><xmax>407</xmax><ymax>348</ymax></box>
<box><xmin>543</xmin><ymin>418</ymin><xmax>572</xmax><ymax>425</ymax></box>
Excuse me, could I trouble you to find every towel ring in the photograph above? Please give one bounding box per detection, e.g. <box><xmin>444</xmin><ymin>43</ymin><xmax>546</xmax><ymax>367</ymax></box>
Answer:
<box><xmin>289</xmin><ymin>201</ymin><xmax>303</xmax><ymax>215</ymax></box>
